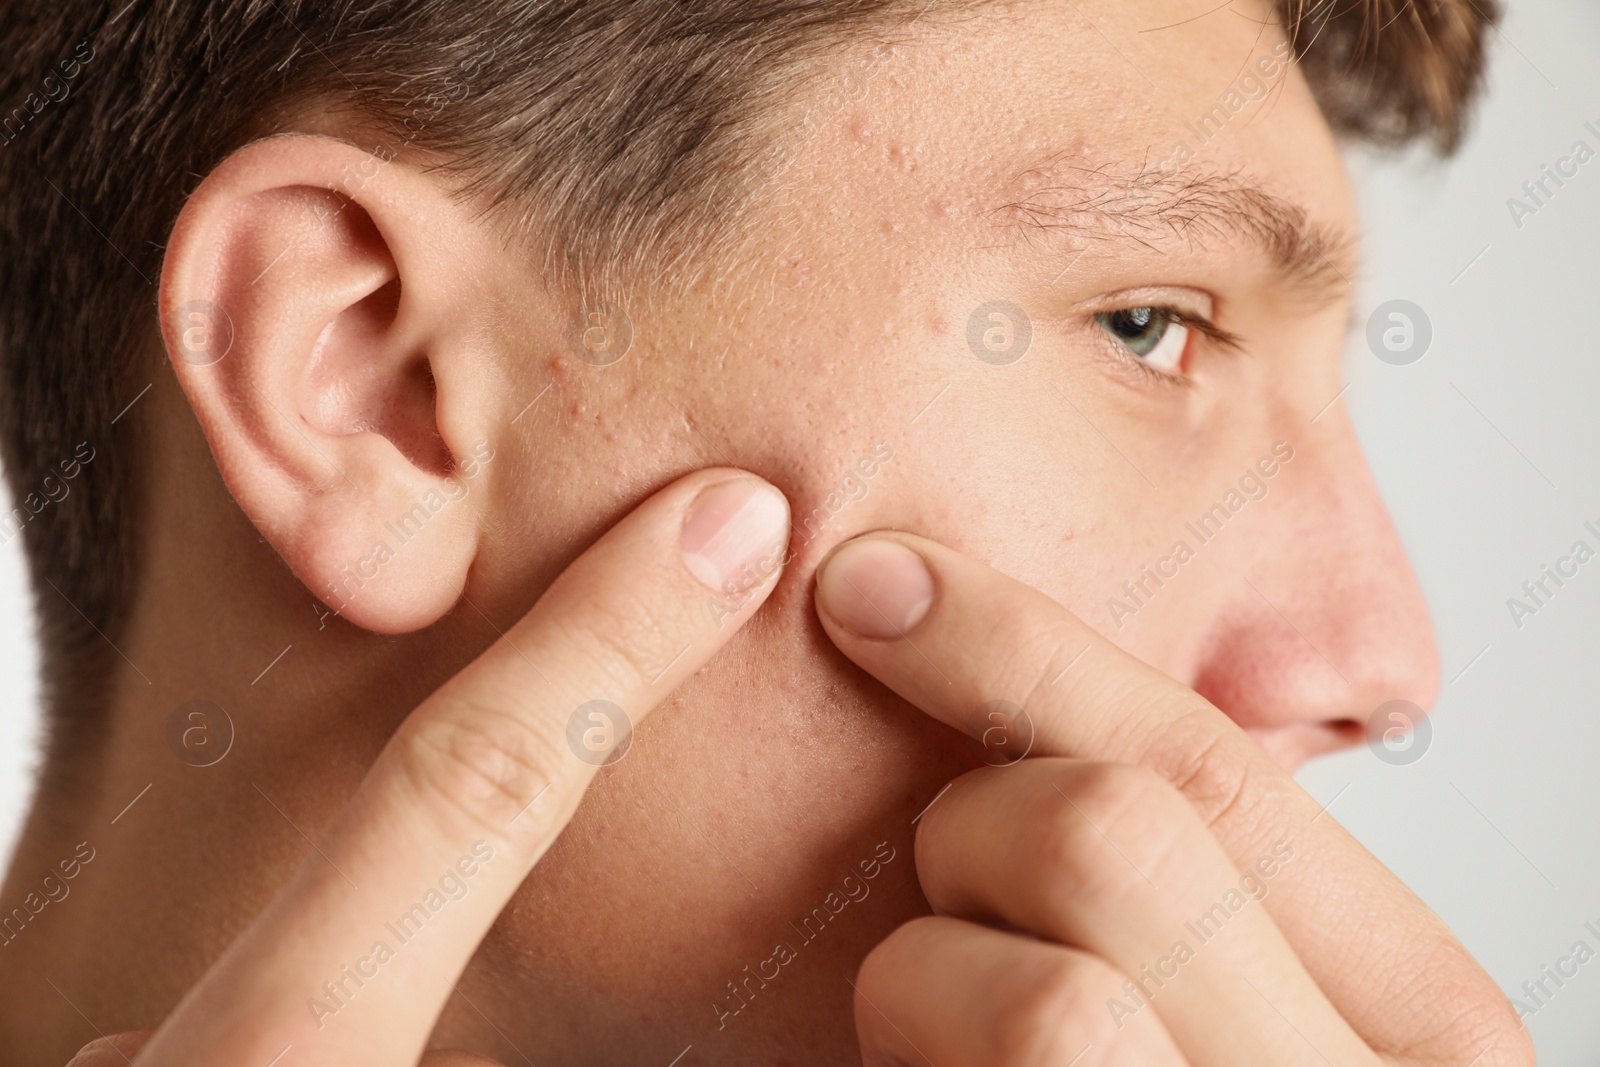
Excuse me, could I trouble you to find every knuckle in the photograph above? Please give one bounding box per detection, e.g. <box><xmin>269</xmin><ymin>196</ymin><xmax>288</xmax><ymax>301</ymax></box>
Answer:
<box><xmin>396</xmin><ymin>703</ymin><xmax>565</xmax><ymax>839</ymax></box>
<box><xmin>1394</xmin><ymin>945</ymin><xmax>1536</xmax><ymax>1067</ymax></box>
<box><xmin>1405</xmin><ymin>995</ymin><xmax>1534</xmax><ymax>1067</ymax></box>
<box><xmin>1149</xmin><ymin>709</ymin><xmax>1262</xmax><ymax>831</ymax></box>
<box><xmin>991</xmin><ymin>951</ymin><xmax>1122</xmax><ymax>1064</ymax></box>
<box><xmin>1453</xmin><ymin>1002</ymin><xmax>1536</xmax><ymax>1067</ymax></box>
<box><xmin>1011</xmin><ymin>618</ymin><xmax>1095</xmax><ymax>708</ymax></box>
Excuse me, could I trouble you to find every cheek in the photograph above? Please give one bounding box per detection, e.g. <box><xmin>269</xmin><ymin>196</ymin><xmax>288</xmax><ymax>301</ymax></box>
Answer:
<box><xmin>691</xmin><ymin>296</ymin><xmax>1222</xmax><ymax>664</ymax></box>
<box><xmin>490</xmin><ymin>634</ymin><xmax>970</xmax><ymax>1004</ymax></box>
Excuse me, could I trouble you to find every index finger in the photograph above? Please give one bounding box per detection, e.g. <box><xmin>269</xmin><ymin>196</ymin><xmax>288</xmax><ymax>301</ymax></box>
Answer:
<box><xmin>813</xmin><ymin>532</ymin><xmax>1519</xmax><ymax>1065</ymax></box>
<box><xmin>137</xmin><ymin>469</ymin><xmax>790</xmax><ymax>1067</ymax></box>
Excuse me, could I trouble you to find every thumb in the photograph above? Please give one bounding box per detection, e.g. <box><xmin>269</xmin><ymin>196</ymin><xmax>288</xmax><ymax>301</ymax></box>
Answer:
<box><xmin>67</xmin><ymin>1033</ymin><xmax>153</xmax><ymax>1066</ymax></box>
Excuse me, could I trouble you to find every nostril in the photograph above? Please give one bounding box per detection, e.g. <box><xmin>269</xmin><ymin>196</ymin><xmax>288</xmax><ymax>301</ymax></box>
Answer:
<box><xmin>1326</xmin><ymin>718</ymin><xmax>1366</xmax><ymax>750</ymax></box>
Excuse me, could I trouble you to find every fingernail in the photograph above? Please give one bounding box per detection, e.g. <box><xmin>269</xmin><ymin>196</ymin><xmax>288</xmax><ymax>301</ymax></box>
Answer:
<box><xmin>816</xmin><ymin>538</ymin><xmax>934</xmax><ymax>639</ymax></box>
<box><xmin>681</xmin><ymin>478</ymin><xmax>791</xmax><ymax>592</ymax></box>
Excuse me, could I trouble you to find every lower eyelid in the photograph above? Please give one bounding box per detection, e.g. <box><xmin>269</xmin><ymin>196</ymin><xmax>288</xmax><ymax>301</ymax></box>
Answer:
<box><xmin>1085</xmin><ymin>323</ymin><xmax>1189</xmax><ymax>389</ymax></box>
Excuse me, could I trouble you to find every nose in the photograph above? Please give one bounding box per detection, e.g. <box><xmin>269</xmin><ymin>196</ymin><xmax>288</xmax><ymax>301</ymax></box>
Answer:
<box><xmin>1188</xmin><ymin>413</ymin><xmax>1441</xmax><ymax>771</ymax></box>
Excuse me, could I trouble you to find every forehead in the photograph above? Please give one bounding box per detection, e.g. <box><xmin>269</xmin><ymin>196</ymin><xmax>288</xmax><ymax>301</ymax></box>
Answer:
<box><xmin>753</xmin><ymin>0</ymin><xmax>1356</xmax><ymax>270</ymax></box>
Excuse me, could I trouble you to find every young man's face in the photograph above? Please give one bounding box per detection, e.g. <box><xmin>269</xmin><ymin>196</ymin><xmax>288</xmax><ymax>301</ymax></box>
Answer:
<box><xmin>443</xmin><ymin>0</ymin><xmax>1439</xmax><ymax>1057</ymax></box>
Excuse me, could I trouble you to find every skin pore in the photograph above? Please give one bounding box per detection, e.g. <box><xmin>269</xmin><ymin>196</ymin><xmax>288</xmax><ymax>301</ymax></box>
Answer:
<box><xmin>0</xmin><ymin>1</ymin><xmax>1445</xmax><ymax>1064</ymax></box>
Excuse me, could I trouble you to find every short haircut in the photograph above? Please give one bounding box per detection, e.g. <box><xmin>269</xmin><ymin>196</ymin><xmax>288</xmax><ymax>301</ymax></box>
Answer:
<box><xmin>0</xmin><ymin>0</ymin><xmax>1498</xmax><ymax>770</ymax></box>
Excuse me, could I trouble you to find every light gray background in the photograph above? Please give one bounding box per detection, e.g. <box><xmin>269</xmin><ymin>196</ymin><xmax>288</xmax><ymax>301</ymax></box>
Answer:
<box><xmin>2</xmin><ymin>2</ymin><xmax>1598</xmax><ymax>1061</ymax></box>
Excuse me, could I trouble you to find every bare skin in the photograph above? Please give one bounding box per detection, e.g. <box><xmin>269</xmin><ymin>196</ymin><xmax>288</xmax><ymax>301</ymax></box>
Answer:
<box><xmin>0</xmin><ymin>1</ymin><xmax>1523</xmax><ymax>1064</ymax></box>
<box><xmin>66</xmin><ymin>477</ymin><xmax>1524</xmax><ymax>1065</ymax></box>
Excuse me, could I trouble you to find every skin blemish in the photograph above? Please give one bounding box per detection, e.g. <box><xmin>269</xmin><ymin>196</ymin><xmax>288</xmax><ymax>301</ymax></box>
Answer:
<box><xmin>778</xmin><ymin>258</ymin><xmax>812</xmax><ymax>290</ymax></box>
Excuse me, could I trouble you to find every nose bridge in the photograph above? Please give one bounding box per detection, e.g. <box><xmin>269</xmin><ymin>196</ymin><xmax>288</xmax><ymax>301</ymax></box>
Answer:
<box><xmin>1191</xmin><ymin>410</ymin><xmax>1441</xmax><ymax>746</ymax></box>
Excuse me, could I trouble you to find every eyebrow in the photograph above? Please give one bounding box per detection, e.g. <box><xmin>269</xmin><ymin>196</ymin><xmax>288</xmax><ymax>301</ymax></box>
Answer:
<box><xmin>985</xmin><ymin>156</ymin><xmax>1358</xmax><ymax>302</ymax></box>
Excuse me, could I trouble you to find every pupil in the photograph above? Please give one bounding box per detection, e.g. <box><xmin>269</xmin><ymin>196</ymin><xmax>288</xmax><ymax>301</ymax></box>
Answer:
<box><xmin>1114</xmin><ymin>307</ymin><xmax>1156</xmax><ymax>336</ymax></box>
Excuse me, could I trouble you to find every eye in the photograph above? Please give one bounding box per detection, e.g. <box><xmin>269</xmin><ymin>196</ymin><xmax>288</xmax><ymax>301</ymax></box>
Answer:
<box><xmin>1094</xmin><ymin>307</ymin><xmax>1189</xmax><ymax>374</ymax></box>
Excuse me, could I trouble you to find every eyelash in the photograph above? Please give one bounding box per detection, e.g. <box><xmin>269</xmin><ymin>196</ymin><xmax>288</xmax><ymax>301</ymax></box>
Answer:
<box><xmin>1095</xmin><ymin>305</ymin><xmax>1241</xmax><ymax>388</ymax></box>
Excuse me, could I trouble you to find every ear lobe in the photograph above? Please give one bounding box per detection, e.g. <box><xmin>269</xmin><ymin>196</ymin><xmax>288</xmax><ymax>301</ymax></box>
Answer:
<box><xmin>159</xmin><ymin>134</ymin><xmax>492</xmax><ymax>633</ymax></box>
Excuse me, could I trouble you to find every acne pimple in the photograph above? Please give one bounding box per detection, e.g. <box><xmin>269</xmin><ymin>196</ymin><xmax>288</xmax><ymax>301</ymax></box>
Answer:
<box><xmin>781</xmin><ymin>258</ymin><xmax>812</xmax><ymax>288</ymax></box>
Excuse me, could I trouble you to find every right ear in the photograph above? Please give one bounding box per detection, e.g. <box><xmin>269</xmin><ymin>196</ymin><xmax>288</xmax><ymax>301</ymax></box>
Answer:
<box><xmin>159</xmin><ymin>134</ymin><xmax>514</xmax><ymax>633</ymax></box>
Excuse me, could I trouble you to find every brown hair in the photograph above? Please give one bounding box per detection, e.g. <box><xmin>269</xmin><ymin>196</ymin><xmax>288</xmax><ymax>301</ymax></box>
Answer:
<box><xmin>0</xmin><ymin>0</ymin><xmax>1497</xmax><ymax>768</ymax></box>
<box><xmin>1282</xmin><ymin>0</ymin><xmax>1498</xmax><ymax>152</ymax></box>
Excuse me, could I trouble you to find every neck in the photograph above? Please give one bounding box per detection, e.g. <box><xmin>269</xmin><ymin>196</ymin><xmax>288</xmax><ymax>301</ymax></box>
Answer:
<box><xmin>0</xmin><ymin>377</ymin><xmax>491</xmax><ymax>1063</ymax></box>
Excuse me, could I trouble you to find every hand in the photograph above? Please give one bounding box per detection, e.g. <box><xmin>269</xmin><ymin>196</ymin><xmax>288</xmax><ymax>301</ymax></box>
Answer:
<box><xmin>814</xmin><ymin>533</ymin><xmax>1531</xmax><ymax>1067</ymax></box>
<box><xmin>67</xmin><ymin>469</ymin><xmax>792</xmax><ymax>1067</ymax></box>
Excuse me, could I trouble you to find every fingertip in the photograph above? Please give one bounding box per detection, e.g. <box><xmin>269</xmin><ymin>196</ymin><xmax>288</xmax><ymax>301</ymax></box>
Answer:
<box><xmin>66</xmin><ymin>1032</ymin><xmax>153</xmax><ymax>1067</ymax></box>
<box><xmin>815</xmin><ymin>534</ymin><xmax>935</xmax><ymax>641</ymax></box>
<box><xmin>419</xmin><ymin>1050</ymin><xmax>510</xmax><ymax>1066</ymax></box>
<box><xmin>680</xmin><ymin>473</ymin><xmax>791</xmax><ymax>595</ymax></box>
